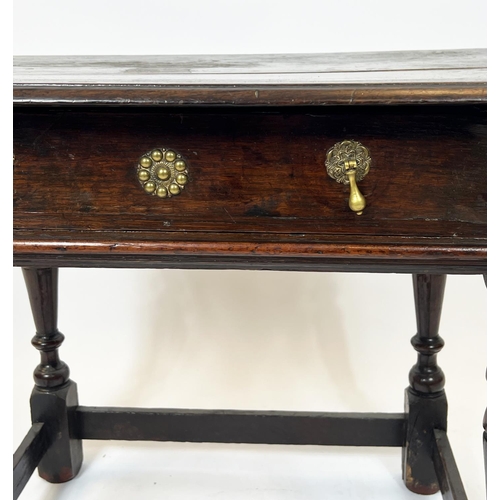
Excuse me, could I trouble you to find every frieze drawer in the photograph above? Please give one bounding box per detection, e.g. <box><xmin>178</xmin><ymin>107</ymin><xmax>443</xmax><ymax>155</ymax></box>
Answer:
<box><xmin>13</xmin><ymin>106</ymin><xmax>486</xmax><ymax>245</ymax></box>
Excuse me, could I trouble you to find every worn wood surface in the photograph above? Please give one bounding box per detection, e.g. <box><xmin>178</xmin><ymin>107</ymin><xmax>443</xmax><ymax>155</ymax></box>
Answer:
<box><xmin>12</xmin><ymin>249</ymin><xmax>486</xmax><ymax>274</ymax></box>
<box><xmin>403</xmin><ymin>390</ymin><xmax>448</xmax><ymax>495</ymax></box>
<box><xmin>13</xmin><ymin>50</ymin><xmax>486</xmax><ymax>106</ymax></box>
<box><xmin>433</xmin><ymin>429</ymin><xmax>468</xmax><ymax>500</ymax></box>
<box><xmin>13</xmin><ymin>51</ymin><xmax>485</xmax><ymax>498</ymax></box>
<box><xmin>13</xmin><ymin>105</ymin><xmax>486</xmax><ymax>270</ymax></box>
<box><xmin>22</xmin><ymin>267</ymin><xmax>83</xmax><ymax>485</ymax></box>
<box><xmin>13</xmin><ymin>51</ymin><xmax>487</xmax><ymax>271</ymax></box>
<box><xmin>13</xmin><ymin>85</ymin><xmax>486</xmax><ymax>107</ymax></box>
<box><xmin>13</xmin><ymin>50</ymin><xmax>486</xmax><ymax>84</ymax></box>
<box><xmin>13</xmin><ymin>423</ymin><xmax>51</xmax><ymax>500</ymax></box>
<box><xmin>409</xmin><ymin>274</ymin><xmax>447</xmax><ymax>394</ymax></box>
<box><xmin>22</xmin><ymin>268</ymin><xmax>69</xmax><ymax>388</ymax></box>
<box><xmin>403</xmin><ymin>274</ymin><xmax>449</xmax><ymax>495</ymax></box>
<box><xmin>30</xmin><ymin>381</ymin><xmax>83</xmax><ymax>484</ymax></box>
<box><xmin>76</xmin><ymin>407</ymin><xmax>406</xmax><ymax>447</ymax></box>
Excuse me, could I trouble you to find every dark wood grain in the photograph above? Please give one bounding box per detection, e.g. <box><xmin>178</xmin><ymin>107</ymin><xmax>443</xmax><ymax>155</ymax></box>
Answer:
<box><xmin>13</xmin><ymin>237</ymin><xmax>486</xmax><ymax>273</ymax></box>
<box><xmin>12</xmin><ymin>253</ymin><xmax>486</xmax><ymax>274</ymax></box>
<box><xmin>22</xmin><ymin>268</ymin><xmax>69</xmax><ymax>389</ymax></box>
<box><xmin>76</xmin><ymin>407</ymin><xmax>406</xmax><ymax>447</ymax></box>
<box><xmin>410</xmin><ymin>274</ymin><xmax>447</xmax><ymax>394</ymax></box>
<box><xmin>13</xmin><ymin>84</ymin><xmax>486</xmax><ymax>107</ymax></box>
<box><xmin>403</xmin><ymin>274</ymin><xmax>449</xmax><ymax>495</ymax></box>
<box><xmin>13</xmin><ymin>50</ymin><xmax>486</xmax><ymax>106</ymax></box>
<box><xmin>22</xmin><ymin>268</ymin><xmax>83</xmax><ymax>484</ymax></box>
<box><xmin>13</xmin><ymin>105</ymin><xmax>486</xmax><ymax>269</ymax></box>
<box><xmin>13</xmin><ymin>423</ymin><xmax>51</xmax><ymax>500</ymax></box>
<box><xmin>30</xmin><ymin>382</ymin><xmax>83</xmax><ymax>484</ymax></box>
<box><xmin>13</xmin><ymin>51</ymin><xmax>486</xmax><ymax>497</ymax></box>
<box><xmin>433</xmin><ymin>429</ymin><xmax>468</xmax><ymax>500</ymax></box>
<box><xmin>403</xmin><ymin>390</ymin><xmax>448</xmax><ymax>495</ymax></box>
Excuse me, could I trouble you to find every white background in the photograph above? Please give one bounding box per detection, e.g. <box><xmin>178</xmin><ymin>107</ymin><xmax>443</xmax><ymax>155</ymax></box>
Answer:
<box><xmin>11</xmin><ymin>1</ymin><xmax>491</xmax><ymax>499</ymax></box>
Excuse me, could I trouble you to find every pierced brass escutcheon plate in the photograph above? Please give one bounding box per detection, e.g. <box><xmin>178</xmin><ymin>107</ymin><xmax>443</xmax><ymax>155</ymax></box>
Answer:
<box><xmin>137</xmin><ymin>148</ymin><xmax>189</xmax><ymax>198</ymax></box>
<box><xmin>325</xmin><ymin>140</ymin><xmax>371</xmax><ymax>215</ymax></box>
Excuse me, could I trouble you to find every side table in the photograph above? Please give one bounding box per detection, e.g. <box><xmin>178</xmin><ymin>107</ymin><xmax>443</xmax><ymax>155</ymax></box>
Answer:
<box><xmin>13</xmin><ymin>50</ymin><xmax>487</xmax><ymax>499</ymax></box>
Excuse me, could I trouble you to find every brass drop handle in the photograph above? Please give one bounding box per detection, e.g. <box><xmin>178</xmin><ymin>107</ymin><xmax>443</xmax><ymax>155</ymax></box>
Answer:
<box><xmin>344</xmin><ymin>160</ymin><xmax>366</xmax><ymax>214</ymax></box>
<box><xmin>325</xmin><ymin>140</ymin><xmax>371</xmax><ymax>215</ymax></box>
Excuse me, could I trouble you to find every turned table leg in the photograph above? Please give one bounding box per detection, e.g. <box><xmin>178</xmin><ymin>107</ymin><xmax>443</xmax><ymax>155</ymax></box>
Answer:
<box><xmin>403</xmin><ymin>274</ymin><xmax>448</xmax><ymax>495</ymax></box>
<box><xmin>22</xmin><ymin>268</ymin><xmax>83</xmax><ymax>483</ymax></box>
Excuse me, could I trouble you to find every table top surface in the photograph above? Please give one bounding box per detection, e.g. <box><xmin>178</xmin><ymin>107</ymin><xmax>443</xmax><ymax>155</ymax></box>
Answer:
<box><xmin>13</xmin><ymin>49</ymin><xmax>486</xmax><ymax>106</ymax></box>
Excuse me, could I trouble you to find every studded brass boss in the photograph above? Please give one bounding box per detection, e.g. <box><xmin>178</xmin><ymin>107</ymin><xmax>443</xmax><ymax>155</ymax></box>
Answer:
<box><xmin>137</xmin><ymin>148</ymin><xmax>189</xmax><ymax>198</ymax></box>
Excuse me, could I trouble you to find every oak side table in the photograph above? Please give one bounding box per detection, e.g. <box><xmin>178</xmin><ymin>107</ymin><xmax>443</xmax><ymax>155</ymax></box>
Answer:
<box><xmin>13</xmin><ymin>50</ymin><xmax>487</xmax><ymax>499</ymax></box>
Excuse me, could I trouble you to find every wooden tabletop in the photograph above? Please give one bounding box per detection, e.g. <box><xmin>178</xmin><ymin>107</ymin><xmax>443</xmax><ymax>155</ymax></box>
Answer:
<box><xmin>13</xmin><ymin>49</ymin><xmax>486</xmax><ymax>106</ymax></box>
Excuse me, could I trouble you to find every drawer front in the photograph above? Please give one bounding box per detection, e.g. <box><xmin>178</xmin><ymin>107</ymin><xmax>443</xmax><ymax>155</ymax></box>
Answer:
<box><xmin>14</xmin><ymin>106</ymin><xmax>486</xmax><ymax>245</ymax></box>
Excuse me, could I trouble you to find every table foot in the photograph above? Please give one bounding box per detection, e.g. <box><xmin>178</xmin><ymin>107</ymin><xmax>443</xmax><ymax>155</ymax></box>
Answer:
<box><xmin>403</xmin><ymin>388</ymin><xmax>448</xmax><ymax>495</ymax></box>
<box><xmin>30</xmin><ymin>380</ymin><xmax>83</xmax><ymax>483</ymax></box>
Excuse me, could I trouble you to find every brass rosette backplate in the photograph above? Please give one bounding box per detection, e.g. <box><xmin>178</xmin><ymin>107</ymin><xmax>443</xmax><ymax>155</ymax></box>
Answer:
<box><xmin>325</xmin><ymin>140</ymin><xmax>371</xmax><ymax>215</ymax></box>
<box><xmin>325</xmin><ymin>140</ymin><xmax>371</xmax><ymax>185</ymax></box>
<box><xmin>137</xmin><ymin>148</ymin><xmax>188</xmax><ymax>198</ymax></box>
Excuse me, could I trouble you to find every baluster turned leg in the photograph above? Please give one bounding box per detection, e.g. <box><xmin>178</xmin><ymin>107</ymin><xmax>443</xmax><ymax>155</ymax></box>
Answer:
<box><xmin>22</xmin><ymin>268</ymin><xmax>83</xmax><ymax>483</ymax></box>
<box><xmin>403</xmin><ymin>274</ymin><xmax>448</xmax><ymax>495</ymax></box>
